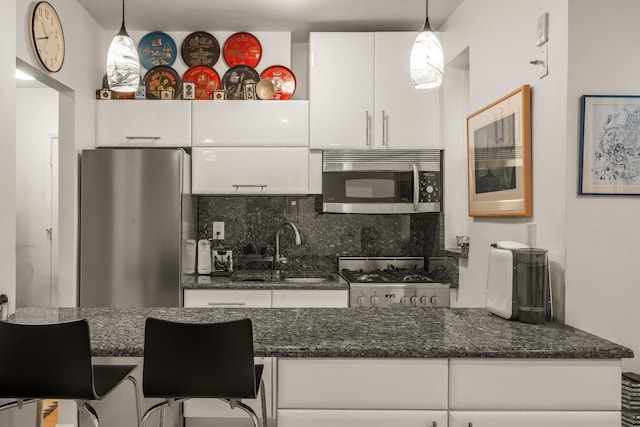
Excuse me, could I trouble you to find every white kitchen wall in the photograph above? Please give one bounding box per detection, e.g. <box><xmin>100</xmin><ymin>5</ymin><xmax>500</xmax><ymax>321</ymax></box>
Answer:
<box><xmin>0</xmin><ymin>0</ymin><xmax>17</xmax><ymax>330</ymax></box>
<box><xmin>565</xmin><ymin>0</ymin><xmax>640</xmax><ymax>372</ymax></box>
<box><xmin>440</xmin><ymin>0</ymin><xmax>570</xmax><ymax>317</ymax></box>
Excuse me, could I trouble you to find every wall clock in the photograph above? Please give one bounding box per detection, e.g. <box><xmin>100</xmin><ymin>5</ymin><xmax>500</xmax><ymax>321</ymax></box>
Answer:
<box><xmin>30</xmin><ymin>1</ymin><xmax>65</xmax><ymax>72</ymax></box>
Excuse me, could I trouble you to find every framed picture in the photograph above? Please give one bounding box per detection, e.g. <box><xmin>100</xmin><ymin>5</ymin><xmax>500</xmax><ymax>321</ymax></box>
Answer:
<box><xmin>579</xmin><ymin>95</ymin><xmax>640</xmax><ymax>195</ymax></box>
<box><xmin>466</xmin><ymin>85</ymin><xmax>532</xmax><ymax>217</ymax></box>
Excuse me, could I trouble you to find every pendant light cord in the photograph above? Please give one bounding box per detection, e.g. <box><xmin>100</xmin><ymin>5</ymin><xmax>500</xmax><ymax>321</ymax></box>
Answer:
<box><xmin>422</xmin><ymin>0</ymin><xmax>432</xmax><ymax>32</ymax></box>
<box><xmin>117</xmin><ymin>0</ymin><xmax>128</xmax><ymax>36</ymax></box>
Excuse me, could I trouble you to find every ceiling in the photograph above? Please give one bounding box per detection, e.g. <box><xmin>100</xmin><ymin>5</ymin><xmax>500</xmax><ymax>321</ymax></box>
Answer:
<box><xmin>75</xmin><ymin>0</ymin><xmax>461</xmax><ymax>42</ymax></box>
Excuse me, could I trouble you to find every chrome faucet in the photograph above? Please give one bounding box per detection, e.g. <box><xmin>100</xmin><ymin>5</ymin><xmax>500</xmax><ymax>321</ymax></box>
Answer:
<box><xmin>274</xmin><ymin>221</ymin><xmax>302</xmax><ymax>268</ymax></box>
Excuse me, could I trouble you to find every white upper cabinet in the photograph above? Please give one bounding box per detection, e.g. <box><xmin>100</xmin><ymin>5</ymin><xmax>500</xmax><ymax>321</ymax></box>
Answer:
<box><xmin>309</xmin><ymin>32</ymin><xmax>440</xmax><ymax>150</ymax></box>
<box><xmin>192</xmin><ymin>147</ymin><xmax>309</xmax><ymax>195</ymax></box>
<box><xmin>309</xmin><ymin>32</ymin><xmax>375</xmax><ymax>149</ymax></box>
<box><xmin>192</xmin><ymin>100</ymin><xmax>309</xmax><ymax>147</ymax></box>
<box><xmin>96</xmin><ymin>100</ymin><xmax>191</xmax><ymax>147</ymax></box>
<box><xmin>374</xmin><ymin>32</ymin><xmax>440</xmax><ymax>149</ymax></box>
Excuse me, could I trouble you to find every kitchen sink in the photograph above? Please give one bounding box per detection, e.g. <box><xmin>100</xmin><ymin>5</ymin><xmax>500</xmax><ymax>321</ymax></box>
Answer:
<box><xmin>282</xmin><ymin>276</ymin><xmax>334</xmax><ymax>283</ymax></box>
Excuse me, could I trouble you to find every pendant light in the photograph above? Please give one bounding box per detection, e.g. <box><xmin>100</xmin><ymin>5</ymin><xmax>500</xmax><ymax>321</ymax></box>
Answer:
<box><xmin>106</xmin><ymin>0</ymin><xmax>140</xmax><ymax>92</ymax></box>
<box><xmin>410</xmin><ymin>0</ymin><xmax>444</xmax><ymax>89</ymax></box>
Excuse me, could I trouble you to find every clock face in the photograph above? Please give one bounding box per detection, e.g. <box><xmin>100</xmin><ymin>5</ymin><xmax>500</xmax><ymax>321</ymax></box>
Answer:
<box><xmin>30</xmin><ymin>1</ymin><xmax>65</xmax><ymax>72</ymax></box>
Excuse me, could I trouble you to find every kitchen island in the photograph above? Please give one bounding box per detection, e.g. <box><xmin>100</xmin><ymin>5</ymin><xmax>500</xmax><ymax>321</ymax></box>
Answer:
<box><xmin>10</xmin><ymin>306</ymin><xmax>631</xmax><ymax>358</ymax></box>
<box><xmin>10</xmin><ymin>307</ymin><xmax>633</xmax><ymax>427</ymax></box>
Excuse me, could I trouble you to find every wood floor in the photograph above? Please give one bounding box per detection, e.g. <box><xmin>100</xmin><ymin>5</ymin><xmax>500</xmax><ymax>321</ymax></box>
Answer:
<box><xmin>42</xmin><ymin>399</ymin><xmax>58</xmax><ymax>427</ymax></box>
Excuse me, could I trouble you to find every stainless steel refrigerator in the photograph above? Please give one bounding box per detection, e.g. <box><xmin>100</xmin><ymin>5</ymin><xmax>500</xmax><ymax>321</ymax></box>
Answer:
<box><xmin>79</xmin><ymin>148</ymin><xmax>194</xmax><ymax>307</ymax></box>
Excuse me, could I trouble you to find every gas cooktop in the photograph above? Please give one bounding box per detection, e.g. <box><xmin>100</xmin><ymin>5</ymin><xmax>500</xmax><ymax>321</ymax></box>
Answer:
<box><xmin>338</xmin><ymin>256</ymin><xmax>450</xmax><ymax>308</ymax></box>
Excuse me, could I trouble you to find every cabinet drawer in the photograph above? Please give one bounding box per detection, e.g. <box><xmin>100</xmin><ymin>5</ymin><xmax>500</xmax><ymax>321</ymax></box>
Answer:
<box><xmin>449</xmin><ymin>359</ymin><xmax>621</xmax><ymax>411</ymax></box>
<box><xmin>183</xmin><ymin>289</ymin><xmax>271</xmax><ymax>308</ymax></box>
<box><xmin>184</xmin><ymin>357</ymin><xmax>273</xmax><ymax>419</ymax></box>
<box><xmin>271</xmin><ymin>290</ymin><xmax>348</xmax><ymax>307</ymax></box>
<box><xmin>448</xmin><ymin>410</ymin><xmax>620</xmax><ymax>427</ymax></box>
<box><xmin>278</xmin><ymin>358</ymin><xmax>448</xmax><ymax>409</ymax></box>
<box><xmin>96</xmin><ymin>100</ymin><xmax>191</xmax><ymax>147</ymax></box>
<box><xmin>192</xmin><ymin>147</ymin><xmax>309</xmax><ymax>194</ymax></box>
<box><xmin>278</xmin><ymin>409</ymin><xmax>447</xmax><ymax>427</ymax></box>
<box><xmin>192</xmin><ymin>100</ymin><xmax>309</xmax><ymax>147</ymax></box>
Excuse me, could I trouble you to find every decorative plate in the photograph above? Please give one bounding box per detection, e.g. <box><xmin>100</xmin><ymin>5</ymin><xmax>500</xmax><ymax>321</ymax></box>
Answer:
<box><xmin>181</xmin><ymin>31</ymin><xmax>220</xmax><ymax>67</ymax></box>
<box><xmin>222</xmin><ymin>65</ymin><xmax>260</xmax><ymax>100</ymax></box>
<box><xmin>143</xmin><ymin>65</ymin><xmax>181</xmax><ymax>99</ymax></box>
<box><xmin>138</xmin><ymin>31</ymin><xmax>178</xmax><ymax>69</ymax></box>
<box><xmin>260</xmin><ymin>65</ymin><xmax>297</xmax><ymax>100</ymax></box>
<box><xmin>182</xmin><ymin>65</ymin><xmax>221</xmax><ymax>100</ymax></box>
<box><xmin>223</xmin><ymin>32</ymin><xmax>262</xmax><ymax>67</ymax></box>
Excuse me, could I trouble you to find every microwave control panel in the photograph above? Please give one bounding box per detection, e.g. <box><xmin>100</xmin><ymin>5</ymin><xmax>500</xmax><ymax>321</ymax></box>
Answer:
<box><xmin>418</xmin><ymin>171</ymin><xmax>441</xmax><ymax>203</ymax></box>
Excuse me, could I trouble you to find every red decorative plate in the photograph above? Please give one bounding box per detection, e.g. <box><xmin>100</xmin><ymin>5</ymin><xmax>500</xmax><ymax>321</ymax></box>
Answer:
<box><xmin>260</xmin><ymin>65</ymin><xmax>296</xmax><ymax>100</ymax></box>
<box><xmin>223</xmin><ymin>32</ymin><xmax>262</xmax><ymax>67</ymax></box>
<box><xmin>182</xmin><ymin>65</ymin><xmax>221</xmax><ymax>100</ymax></box>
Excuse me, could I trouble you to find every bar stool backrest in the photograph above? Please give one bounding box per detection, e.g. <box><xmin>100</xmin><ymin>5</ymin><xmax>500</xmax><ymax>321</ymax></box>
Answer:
<box><xmin>143</xmin><ymin>317</ymin><xmax>257</xmax><ymax>399</ymax></box>
<box><xmin>0</xmin><ymin>320</ymin><xmax>96</xmax><ymax>400</ymax></box>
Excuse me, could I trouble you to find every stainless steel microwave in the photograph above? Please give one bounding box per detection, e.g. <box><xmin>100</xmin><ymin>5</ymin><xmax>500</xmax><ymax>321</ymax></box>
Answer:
<box><xmin>321</xmin><ymin>149</ymin><xmax>442</xmax><ymax>214</ymax></box>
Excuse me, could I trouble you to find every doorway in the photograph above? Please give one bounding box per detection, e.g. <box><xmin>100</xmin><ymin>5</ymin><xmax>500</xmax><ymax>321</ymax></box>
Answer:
<box><xmin>15</xmin><ymin>81</ymin><xmax>59</xmax><ymax>308</ymax></box>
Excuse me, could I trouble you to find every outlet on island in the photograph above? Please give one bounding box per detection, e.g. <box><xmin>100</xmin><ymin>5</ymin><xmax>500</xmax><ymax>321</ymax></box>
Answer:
<box><xmin>212</xmin><ymin>221</ymin><xmax>225</xmax><ymax>240</ymax></box>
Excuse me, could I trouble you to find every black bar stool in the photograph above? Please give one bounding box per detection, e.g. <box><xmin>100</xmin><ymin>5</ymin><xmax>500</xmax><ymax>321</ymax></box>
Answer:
<box><xmin>141</xmin><ymin>317</ymin><xmax>267</xmax><ymax>427</ymax></box>
<box><xmin>0</xmin><ymin>319</ymin><xmax>141</xmax><ymax>427</ymax></box>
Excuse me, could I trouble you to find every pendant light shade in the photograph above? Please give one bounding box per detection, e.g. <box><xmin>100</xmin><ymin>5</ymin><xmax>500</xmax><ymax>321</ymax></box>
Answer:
<box><xmin>106</xmin><ymin>0</ymin><xmax>140</xmax><ymax>92</ymax></box>
<box><xmin>410</xmin><ymin>0</ymin><xmax>444</xmax><ymax>89</ymax></box>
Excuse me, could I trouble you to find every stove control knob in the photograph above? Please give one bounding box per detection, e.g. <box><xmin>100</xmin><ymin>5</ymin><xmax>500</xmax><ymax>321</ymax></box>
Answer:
<box><xmin>370</xmin><ymin>296</ymin><xmax>379</xmax><ymax>306</ymax></box>
<box><xmin>356</xmin><ymin>296</ymin><xmax>366</xmax><ymax>306</ymax></box>
<box><xmin>410</xmin><ymin>296</ymin><xmax>418</xmax><ymax>305</ymax></box>
<box><xmin>420</xmin><ymin>296</ymin><xmax>429</xmax><ymax>306</ymax></box>
<box><xmin>430</xmin><ymin>296</ymin><xmax>438</xmax><ymax>306</ymax></box>
<box><xmin>400</xmin><ymin>296</ymin><xmax>410</xmax><ymax>306</ymax></box>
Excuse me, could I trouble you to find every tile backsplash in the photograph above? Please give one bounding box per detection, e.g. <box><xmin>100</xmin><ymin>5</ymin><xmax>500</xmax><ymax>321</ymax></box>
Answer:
<box><xmin>197</xmin><ymin>195</ymin><xmax>443</xmax><ymax>272</ymax></box>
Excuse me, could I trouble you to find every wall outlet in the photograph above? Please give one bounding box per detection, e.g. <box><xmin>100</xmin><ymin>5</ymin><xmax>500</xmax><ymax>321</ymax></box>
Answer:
<box><xmin>526</xmin><ymin>223</ymin><xmax>537</xmax><ymax>248</ymax></box>
<box><xmin>212</xmin><ymin>221</ymin><xmax>225</xmax><ymax>240</ymax></box>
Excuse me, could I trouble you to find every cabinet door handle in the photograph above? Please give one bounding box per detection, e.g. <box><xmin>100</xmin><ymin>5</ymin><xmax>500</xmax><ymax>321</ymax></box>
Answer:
<box><xmin>207</xmin><ymin>302</ymin><xmax>247</xmax><ymax>306</ymax></box>
<box><xmin>233</xmin><ymin>184</ymin><xmax>268</xmax><ymax>192</ymax></box>
<box><xmin>431</xmin><ymin>422</ymin><xmax>437</xmax><ymax>427</ymax></box>
<box><xmin>365</xmin><ymin>111</ymin><xmax>372</xmax><ymax>146</ymax></box>
<box><xmin>468</xmin><ymin>423</ymin><xmax>473</xmax><ymax>427</ymax></box>
<box><xmin>125</xmin><ymin>136</ymin><xmax>161</xmax><ymax>143</ymax></box>
<box><xmin>381</xmin><ymin>110</ymin><xmax>388</xmax><ymax>146</ymax></box>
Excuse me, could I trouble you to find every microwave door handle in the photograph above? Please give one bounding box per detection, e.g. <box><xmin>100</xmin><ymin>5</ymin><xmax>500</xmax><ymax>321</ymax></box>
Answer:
<box><xmin>412</xmin><ymin>163</ymin><xmax>419</xmax><ymax>212</ymax></box>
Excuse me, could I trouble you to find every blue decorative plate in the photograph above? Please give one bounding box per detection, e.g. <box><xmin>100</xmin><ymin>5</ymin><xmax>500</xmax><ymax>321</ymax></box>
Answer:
<box><xmin>138</xmin><ymin>31</ymin><xmax>177</xmax><ymax>70</ymax></box>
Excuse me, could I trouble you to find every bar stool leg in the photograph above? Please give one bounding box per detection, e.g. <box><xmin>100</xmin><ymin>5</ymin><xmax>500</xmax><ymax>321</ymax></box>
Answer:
<box><xmin>79</xmin><ymin>401</ymin><xmax>100</xmax><ymax>427</ymax></box>
<box><xmin>232</xmin><ymin>401</ymin><xmax>260</xmax><ymax>427</ymax></box>
<box><xmin>126</xmin><ymin>375</ymin><xmax>142</xmax><ymax>427</ymax></box>
<box><xmin>260</xmin><ymin>378</ymin><xmax>267</xmax><ymax>427</ymax></box>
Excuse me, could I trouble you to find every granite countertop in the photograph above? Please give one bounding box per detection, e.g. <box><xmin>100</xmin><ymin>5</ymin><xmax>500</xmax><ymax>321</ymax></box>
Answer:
<box><xmin>11</xmin><ymin>307</ymin><xmax>633</xmax><ymax>360</ymax></box>
<box><xmin>182</xmin><ymin>270</ymin><xmax>348</xmax><ymax>290</ymax></box>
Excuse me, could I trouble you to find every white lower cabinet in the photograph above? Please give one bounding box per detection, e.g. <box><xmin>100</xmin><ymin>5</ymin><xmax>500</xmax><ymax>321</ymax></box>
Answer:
<box><xmin>448</xmin><ymin>358</ymin><xmax>621</xmax><ymax>410</ymax></box>
<box><xmin>271</xmin><ymin>289</ymin><xmax>348</xmax><ymax>307</ymax></box>
<box><xmin>278</xmin><ymin>410</ymin><xmax>447</xmax><ymax>427</ymax></box>
<box><xmin>277</xmin><ymin>358</ymin><xmax>448</xmax><ymax>427</ymax></box>
<box><xmin>448</xmin><ymin>411</ymin><xmax>620</xmax><ymax>427</ymax></box>
<box><xmin>448</xmin><ymin>358</ymin><xmax>622</xmax><ymax>427</ymax></box>
<box><xmin>183</xmin><ymin>289</ymin><xmax>272</xmax><ymax>308</ymax></box>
